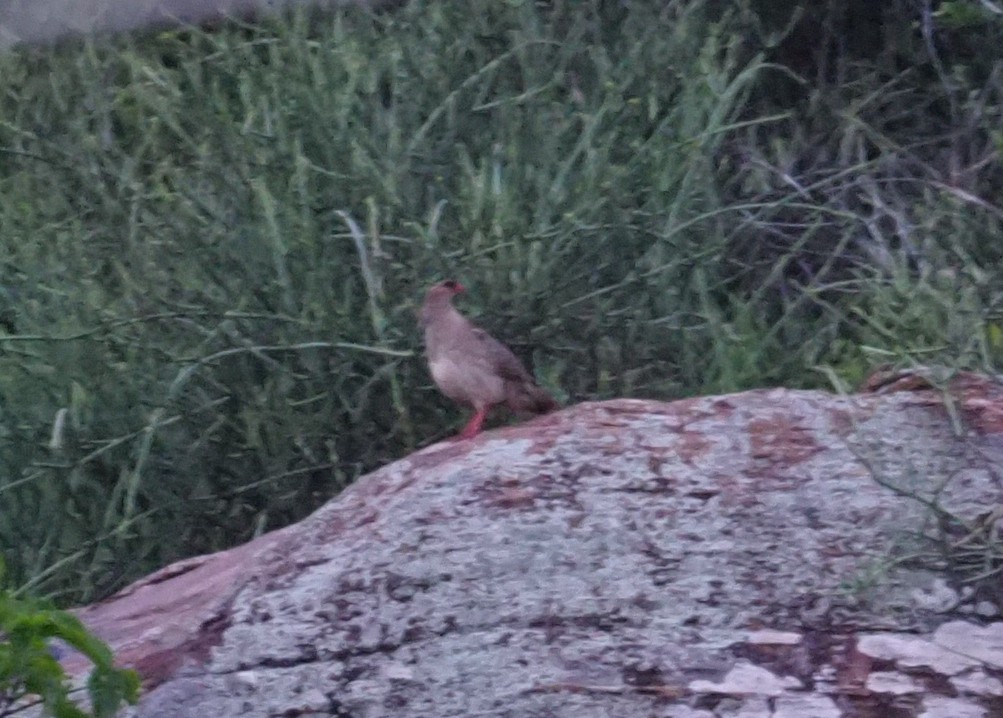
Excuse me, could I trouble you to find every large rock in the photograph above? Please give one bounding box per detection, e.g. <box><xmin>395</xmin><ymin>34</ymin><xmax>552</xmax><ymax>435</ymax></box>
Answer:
<box><xmin>68</xmin><ymin>372</ymin><xmax>1003</xmax><ymax>717</ymax></box>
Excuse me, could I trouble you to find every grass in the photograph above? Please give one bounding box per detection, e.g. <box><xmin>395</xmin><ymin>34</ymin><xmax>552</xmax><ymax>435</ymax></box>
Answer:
<box><xmin>0</xmin><ymin>0</ymin><xmax>1000</xmax><ymax>603</ymax></box>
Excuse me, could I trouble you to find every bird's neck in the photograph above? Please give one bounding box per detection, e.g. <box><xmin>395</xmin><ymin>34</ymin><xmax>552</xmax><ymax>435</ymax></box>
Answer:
<box><xmin>420</xmin><ymin>297</ymin><xmax>458</xmax><ymax>327</ymax></box>
<box><xmin>422</xmin><ymin>301</ymin><xmax>468</xmax><ymax>356</ymax></box>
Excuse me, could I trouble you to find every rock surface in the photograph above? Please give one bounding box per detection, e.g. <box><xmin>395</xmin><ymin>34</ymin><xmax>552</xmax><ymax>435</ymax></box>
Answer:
<box><xmin>66</xmin><ymin>372</ymin><xmax>1003</xmax><ymax>717</ymax></box>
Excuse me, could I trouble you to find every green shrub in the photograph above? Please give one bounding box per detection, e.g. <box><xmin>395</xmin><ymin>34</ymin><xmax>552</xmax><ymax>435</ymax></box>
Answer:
<box><xmin>0</xmin><ymin>1</ymin><xmax>1000</xmax><ymax>602</ymax></box>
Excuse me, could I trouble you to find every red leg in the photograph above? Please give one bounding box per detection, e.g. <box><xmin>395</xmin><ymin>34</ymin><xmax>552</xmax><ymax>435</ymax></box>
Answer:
<box><xmin>456</xmin><ymin>407</ymin><xmax>488</xmax><ymax>440</ymax></box>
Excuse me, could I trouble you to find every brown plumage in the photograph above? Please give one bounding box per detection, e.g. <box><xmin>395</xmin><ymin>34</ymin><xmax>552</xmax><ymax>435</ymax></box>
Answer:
<box><xmin>420</xmin><ymin>280</ymin><xmax>558</xmax><ymax>440</ymax></box>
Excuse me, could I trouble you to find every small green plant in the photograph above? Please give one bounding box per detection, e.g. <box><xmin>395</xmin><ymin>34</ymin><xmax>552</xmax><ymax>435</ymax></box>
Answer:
<box><xmin>0</xmin><ymin>561</ymin><xmax>139</xmax><ymax>718</ymax></box>
<box><xmin>828</xmin><ymin>371</ymin><xmax>1003</xmax><ymax>613</ymax></box>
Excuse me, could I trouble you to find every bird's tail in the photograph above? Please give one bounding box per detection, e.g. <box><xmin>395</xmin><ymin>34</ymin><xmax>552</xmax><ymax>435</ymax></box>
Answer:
<box><xmin>506</xmin><ymin>380</ymin><xmax>559</xmax><ymax>415</ymax></box>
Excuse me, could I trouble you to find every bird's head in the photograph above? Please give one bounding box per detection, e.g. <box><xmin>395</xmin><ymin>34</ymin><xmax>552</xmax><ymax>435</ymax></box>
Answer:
<box><xmin>439</xmin><ymin>279</ymin><xmax>465</xmax><ymax>295</ymax></box>
<box><xmin>426</xmin><ymin>279</ymin><xmax>466</xmax><ymax>302</ymax></box>
<box><xmin>420</xmin><ymin>279</ymin><xmax>467</xmax><ymax>324</ymax></box>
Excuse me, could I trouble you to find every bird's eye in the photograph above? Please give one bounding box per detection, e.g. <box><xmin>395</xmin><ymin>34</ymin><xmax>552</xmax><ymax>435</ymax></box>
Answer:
<box><xmin>443</xmin><ymin>280</ymin><xmax>457</xmax><ymax>290</ymax></box>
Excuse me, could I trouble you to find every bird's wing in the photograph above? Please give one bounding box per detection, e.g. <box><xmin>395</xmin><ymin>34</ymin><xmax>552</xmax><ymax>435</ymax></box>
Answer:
<box><xmin>467</xmin><ymin>325</ymin><xmax>535</xmax><ymax>383</ymax></box>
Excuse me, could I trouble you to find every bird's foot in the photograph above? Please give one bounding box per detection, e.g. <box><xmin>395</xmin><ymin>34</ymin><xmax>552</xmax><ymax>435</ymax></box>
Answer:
<box><xmin>455</xmin><ymin>408</ymin><xmax>488</xmax><ymax>440</ymax></box>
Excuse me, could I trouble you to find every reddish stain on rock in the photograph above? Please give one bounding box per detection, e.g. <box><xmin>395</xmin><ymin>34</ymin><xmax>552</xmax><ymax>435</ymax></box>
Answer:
<box><xmin>675</xmin><ymin>430</ymin><xmax>712</xmax><ymax>465</ymax></box>
<box><xmin>476</xmin><ymin>482</ymin><xmax>539</xmax><ymax>511</ymax></box>
<box><xmin>748</xmin><ymin>414</ymin><xmax>823</xmax><ymax>467</ymax></box>
<box><xmin>863</xmin><ymin>369</ymin><xmax>1003</xmax><ymax>437</ymax></box>
<box><xmin>828</xmin><ymin>407</ymin><xmax>858</xmax><ymax>437</ymax></box>
<box><xmin>836</xmin><ymin>638</ymin><xmax>873</xmax><ymax>695</ymax></box>
<box><xmin>952</xmin><ymin>374</ymin><xmax>1003</xmax><ymax>435</ymax></box>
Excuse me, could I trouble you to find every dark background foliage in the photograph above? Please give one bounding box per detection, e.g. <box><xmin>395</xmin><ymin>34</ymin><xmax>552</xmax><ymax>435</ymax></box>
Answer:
<box><xmin>0</xmin><ymin>0</ymin><xmax>1000</xmax><ymax>603</ymax></box>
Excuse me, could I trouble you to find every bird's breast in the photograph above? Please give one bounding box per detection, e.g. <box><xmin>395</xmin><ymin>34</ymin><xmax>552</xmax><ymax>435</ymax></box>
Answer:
<box><xmin>428</xmin><ymin>355</ymin><xmax>505</xmax><ymax>408</ymax></box>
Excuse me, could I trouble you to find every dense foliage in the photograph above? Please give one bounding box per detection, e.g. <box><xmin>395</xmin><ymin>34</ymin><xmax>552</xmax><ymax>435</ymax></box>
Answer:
<box><xmin>0</xmin><ymin>0</ymin><xmax>1000</xmax><ymax>603</ymax></box>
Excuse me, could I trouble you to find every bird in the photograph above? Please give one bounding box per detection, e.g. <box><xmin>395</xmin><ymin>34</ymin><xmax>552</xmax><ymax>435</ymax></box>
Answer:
<box><xmin>420</xmin><ymin>280</ymin><xmax>558</xmax><ymax>440</ymax></box>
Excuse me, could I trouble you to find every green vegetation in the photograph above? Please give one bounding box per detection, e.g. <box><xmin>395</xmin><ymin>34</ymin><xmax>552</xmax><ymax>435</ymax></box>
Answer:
<box><xmin>1</xmin><ymin>562</ymin><xmax>139</xmax><ymax>717</ymax></box>
<box><xmin>0</xmin><ymin>0</ymin><xmax>1000</xmax><ymax>603</ymax></box>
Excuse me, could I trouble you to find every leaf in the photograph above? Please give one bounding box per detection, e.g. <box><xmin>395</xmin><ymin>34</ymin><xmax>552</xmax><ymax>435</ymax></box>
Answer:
<box><xmin>0</xmin><ymin>590</ymin><xmax>139</xmax><ymax>718</ymax></box>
